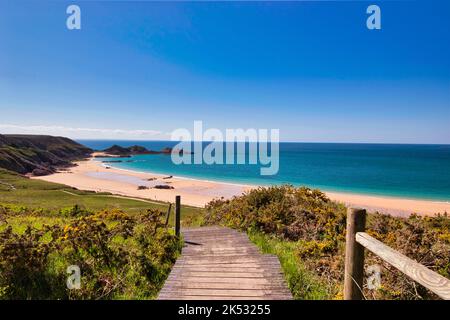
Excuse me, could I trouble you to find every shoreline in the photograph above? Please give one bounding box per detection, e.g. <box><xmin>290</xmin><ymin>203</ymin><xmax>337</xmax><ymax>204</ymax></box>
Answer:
<box><xmin>32</xmin><ymin>155</ymin><xmax>450</xmax><ymax>217</ymax></box>
<box><xmin>106</xmin><ymin>162</ymin><xmax>450</xmax><ymax>204</ymax></box>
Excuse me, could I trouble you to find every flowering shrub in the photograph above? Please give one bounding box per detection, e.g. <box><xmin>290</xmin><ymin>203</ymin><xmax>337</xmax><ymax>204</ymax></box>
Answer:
<box><xmin>205</xmin><ymin>185</ymin><xmax>450</xmax><ymax>300</ymax></box>
<box><xmin>0</xmin><ymin>208</ymin><xmax>181</xmax><ymax>299</ymax></box>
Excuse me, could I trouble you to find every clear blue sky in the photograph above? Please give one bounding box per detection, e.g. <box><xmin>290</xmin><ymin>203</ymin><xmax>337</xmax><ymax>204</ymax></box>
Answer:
<box><xmin>0</xmin><ymin>0</ymin><xmax>449</xmax><ymax>143</ymax></box>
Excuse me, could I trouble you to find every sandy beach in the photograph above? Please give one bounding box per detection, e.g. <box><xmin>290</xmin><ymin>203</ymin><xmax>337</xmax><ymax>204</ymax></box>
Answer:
<box><xmin>33</xmin><ymin>155</ymin><xmax>450</xmax><ymax>217</ymax></box>
<box><xmin>33</xmin><ymin>155</ymin><xmax>252</xmax><ymax>207</ymax></box>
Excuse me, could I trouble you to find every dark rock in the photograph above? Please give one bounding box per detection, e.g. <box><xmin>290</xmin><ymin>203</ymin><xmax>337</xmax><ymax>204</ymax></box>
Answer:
<box><xmin>31</xmin><ymin>168</ymin><xmax>54</xmax><ymax>176</ymax></box>
<box><xmin>153</xmin><ymin>184</ymin><xmax>174</xmax><ymax>189</ymax></box>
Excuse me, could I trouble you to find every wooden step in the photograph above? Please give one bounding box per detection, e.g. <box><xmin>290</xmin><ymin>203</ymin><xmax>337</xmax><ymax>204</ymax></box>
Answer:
<box><xmin>158</xmin><ymin>226</ymin><xmax>292</xmax><ymax>300</ymax></box>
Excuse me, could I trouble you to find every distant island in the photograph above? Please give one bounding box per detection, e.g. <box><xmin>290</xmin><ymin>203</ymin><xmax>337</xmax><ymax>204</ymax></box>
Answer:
<box><xmin>95</xmin><ymin>144</ymin><xmax>192</xmax><ymax>158</ymax></box>
<box><xmin>99</xmin><ymin>144</ymin><xmax>175</xmax><ymax>157</ymax></box>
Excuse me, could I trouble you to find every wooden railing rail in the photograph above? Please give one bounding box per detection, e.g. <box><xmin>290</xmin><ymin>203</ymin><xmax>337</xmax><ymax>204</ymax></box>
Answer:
<box><xmin>344</xmin><ymin>208</ymin><xmax>450</xmax><ymax>300</ymax></box>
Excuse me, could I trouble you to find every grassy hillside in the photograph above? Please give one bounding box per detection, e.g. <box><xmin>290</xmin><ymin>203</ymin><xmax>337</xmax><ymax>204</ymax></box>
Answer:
<box><xmin>0</xmin><ymin>134</ymin><xmax>92</xmax><ymax>175</ymax></box>
<box><xmin>0</xmin><ymin>168</ymin><xmax>202</xmax><ymax>299</ymax></box>
<box><xmin>0</xmin><ymin>204</ymin><xmax>182</xmax><ymax>299</ymax></box>
<box><xmin>0</xmin><ymin>168</ymin><xmax>201</xmax><ymax>222</ymax></box>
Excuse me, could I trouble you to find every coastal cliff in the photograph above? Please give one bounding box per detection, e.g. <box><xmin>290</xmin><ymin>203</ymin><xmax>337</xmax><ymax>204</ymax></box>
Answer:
<box><xmin>0</xmin><ymin>134</ymin><xmax>93</xmax><ymax>176</ymax></box>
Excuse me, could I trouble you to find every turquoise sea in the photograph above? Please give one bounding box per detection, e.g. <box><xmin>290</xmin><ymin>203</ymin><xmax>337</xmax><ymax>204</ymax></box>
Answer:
<box><xmin>78</xmin><ymin>140</ymin><xmax>450</xmax><ymax>201</ymax></box>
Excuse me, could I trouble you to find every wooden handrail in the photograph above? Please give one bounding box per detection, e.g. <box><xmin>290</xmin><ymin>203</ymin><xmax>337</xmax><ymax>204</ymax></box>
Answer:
<box><xmin>355</xmin><ymin>232</ymin><xmax>450</xmax><ymax>300</ymax></box>
<box><xmin>344</xmin><ymin>208</ymin><xmax>450</xmax><ymax>300</ymax></box>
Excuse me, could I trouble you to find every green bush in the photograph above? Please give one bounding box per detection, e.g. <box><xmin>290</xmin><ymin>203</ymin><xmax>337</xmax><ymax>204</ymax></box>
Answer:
<box><xmin>205</xmin><ymin>185</ymin><xmax>450</xmax><ymax>300</ymax></box>
<box><xmin>0</xmin><ymin>208</ymin><xmax>181</xmax><ymax>299</ymax></box>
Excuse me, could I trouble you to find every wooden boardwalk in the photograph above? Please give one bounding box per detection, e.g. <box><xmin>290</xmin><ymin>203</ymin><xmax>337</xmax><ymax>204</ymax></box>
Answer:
<box><xmin>158</xmin><ymin>226</ymin><xmax>292</xmax><ymax>300</ymax></box>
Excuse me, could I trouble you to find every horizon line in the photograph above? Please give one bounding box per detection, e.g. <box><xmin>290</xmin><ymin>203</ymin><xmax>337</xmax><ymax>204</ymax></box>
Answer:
<box><xmin>74</xmin><ymin>138</ymin><xmax>450</xmax><ymax>146</ymax></box>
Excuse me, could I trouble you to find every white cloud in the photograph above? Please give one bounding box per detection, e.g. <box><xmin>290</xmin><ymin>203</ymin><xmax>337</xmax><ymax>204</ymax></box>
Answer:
<box><xmin>0</xmin><ymin>124</ymin><xmax>169</xmax><ymax>140</ymax></box>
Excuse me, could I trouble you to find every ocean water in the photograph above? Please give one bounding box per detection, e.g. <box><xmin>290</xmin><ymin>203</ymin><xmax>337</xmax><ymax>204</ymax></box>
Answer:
<box><xmin>78</xmin><ymin>140</ymin><xmax>450</xmax><ymax>201</ymax></box>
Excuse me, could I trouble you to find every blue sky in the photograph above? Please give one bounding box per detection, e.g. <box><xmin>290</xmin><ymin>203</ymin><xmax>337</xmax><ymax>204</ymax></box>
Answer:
<box><xmin>0</xmin><ymin>0</ymin><xmax>449</xmax><ymax>143</ymax></box>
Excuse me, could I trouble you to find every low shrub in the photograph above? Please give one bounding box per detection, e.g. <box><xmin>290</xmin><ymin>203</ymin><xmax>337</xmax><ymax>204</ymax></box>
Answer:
<box><xmin>204</xmin><ymin>185</ymin><xmax>450</xmax><ymax>300</ymax></box>
<box><xmin>0</xmin><ymin>207</ymin><xmax>181</xmax><ymax>299</ymax></box>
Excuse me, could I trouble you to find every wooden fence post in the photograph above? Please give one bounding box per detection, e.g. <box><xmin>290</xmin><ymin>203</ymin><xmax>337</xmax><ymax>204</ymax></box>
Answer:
<box><xmin>175</xmin><ymin>195</ymin><xmax>181</xmax><ymax>237</ymax></box>
<box><xmin>344</xmin><ymin>208</ymin><xmax>367</xmax><ymax>300</ymax></box>
<box><xmin>164</xmin><ymin>203</ymin><xmax>172</xmax><ymax>229</ymax></box>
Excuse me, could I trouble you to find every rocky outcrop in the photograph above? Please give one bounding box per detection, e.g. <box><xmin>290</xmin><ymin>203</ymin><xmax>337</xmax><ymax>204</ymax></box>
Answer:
<box><xmin>101</xmin><ymin>145</ymin><xmax>190</xmax><ymax>157</ymax></box>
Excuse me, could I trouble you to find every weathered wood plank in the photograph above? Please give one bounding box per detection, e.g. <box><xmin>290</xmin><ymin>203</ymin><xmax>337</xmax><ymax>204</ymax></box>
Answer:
<box><xmin>158</xmin><ymin>226</ymin><xmax>292</xmax><ymax>300</ymax></box>
<box><xmin>163</xmin><ymin>282</ymin><xmax>289</xmax><ymax>290</ymax></box>
<box><xmin>158</xmin><ymin>295</ymin><xmax>292</xmax><ymax>300</ymax></box>
<box><xmin>168</xmin><ymin>271</ymin><xmax>284</xmax><ymax>278</ymax></box>
<box><xmin>164</xmin><ymin>277</ymin><xmax>286</xmax><ymax>285</ymax></box>
<box><xmin>160</xmin><ymin>288</ymin><xmax>291</xmax><ymax>296</ymax></box>
<box><xmin>356</xmin><ymin>232</ymin><xmax>450</xmax><ymax>300</ymax></box>
<box><xmin>170</xmin><ymin>266</ymin><xmax>283</xmax><ymax>273</ymax></box>
<box><xmin>175</xmin><ymin>257</ymin><xmax>280</xmax><ymax>265</ymax></box>
<box><xmin>182</xmin><ymin>246</ymin><xmax>259</xmax><ymax>252</ymax></box>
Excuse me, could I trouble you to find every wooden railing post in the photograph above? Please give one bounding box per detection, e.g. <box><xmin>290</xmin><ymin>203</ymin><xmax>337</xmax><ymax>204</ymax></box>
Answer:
<box><xmin>344</xmin><ymin>208</ymin><xmax>367</xmax><ymax>300</ymax></box>
<box><xmin>164</xmin><ymin>203</ymin><xmax>172</xmax><ymax>229</ymax></box>
<box><xmin>175</xmin><ymin>195</ymin><xmax>181</xmax><ymax>237</ymax></box>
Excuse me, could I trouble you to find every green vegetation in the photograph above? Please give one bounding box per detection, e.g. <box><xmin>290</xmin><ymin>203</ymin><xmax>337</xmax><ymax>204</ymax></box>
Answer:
<box><xmin>0</xmin><ymin>206</ymin><xmax>181</xmax><ymax>299</ymax></box>
<box><xmin>2</xmin><ymin>165</ymin><xmax>449</xmax><ymax>300</ymax></box>
<box><xmin>204</xmin><ymin>185</ymin><xmax>450</xmax><ymax>300</ymax></box>
<box><xmin>248</xmin><ymin>230</ymin><xmax>331</xmax><ymax>299</ymax></box>
<box><xmin>0</xmin><ymin>168</ymin><xmax>201</xmax><ymax>221</ymax></box>
<box><xmin>0</xmin><ymin>168</ymin><xmax>203</xmax><ymax>299</ymax></box>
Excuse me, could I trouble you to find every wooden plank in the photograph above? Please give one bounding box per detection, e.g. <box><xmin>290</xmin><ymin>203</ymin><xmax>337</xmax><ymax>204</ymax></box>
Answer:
<box><xmin>356</xmin><ymin>232</ymin><xmax>450</xmax><ymax>300</ymax></box>
<box><xmin>184</xmin><ymin>230</ymin><xmax>245</xmax><ymax>234</ymax></box>
<box><xmin>158</xmin><ymin>295</ymin><xmax>292</xmax><ymax>300</ymax></box>
<box><xmin>183</xmin><ymin>245</ymin><xmax>258</xmax><ymax>250</ymax></box>
<box><xmin>182</xmin><ymin>250</ymin><xmax>261</xmax><ymax>256</ymax></box>
<box><xmin>164</xmin><ymin>277</ymin><xmax>286</xmax><ymax>285</ymax></box>
<box><xmin>160</xmin><ymin>288</ymin><xmax>291</xmax><ymax>297</ymax></box>
<box><xmin>158</xmin><ymin>226</ymin><xmax>292</xmax><ymax>300</ymax></box>
<box><xmin>184</xmin><ymin>237</ymin><xmax>251</xmax><ymax>242</ymax></box>
<box><xmin>172</xmin><ymin>263</ymin><xmax>282</xmax><ymax>269</ymax></box>
<box><xmin>177</xmin><ymin>253</ymin><xmax>269</xmax><ymax>259</ymax></box>
<box><xmin>169</xmin><ymin>266</ymin><xmax>282</xmax><ymax>273</ymax></box>
<box><xmin>176</xmin><ymin>257</ymin><xmax>280</xmax><ymax>264</ymax></box>
<box><xmin>168</xmin><ymin>271</ymin><xmax>284</xmax><ymax>278</ymax></box>
<box><xmin>163</xmin><ymin>282</ymin><xmax>289</xmax><ymax>290</ymax></box>
<box><xmin>170</xmin><ymin>265</ymin><xmax>283</xmax><ymax>271</ymax></box>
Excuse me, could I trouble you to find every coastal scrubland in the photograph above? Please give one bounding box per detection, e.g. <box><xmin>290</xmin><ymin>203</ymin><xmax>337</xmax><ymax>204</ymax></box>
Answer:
<box><xmin>0</xmin><ymin>168</ymin><xmax>200</xmax><ymax>299</ymax></box>
<box><xmin>203</xmin><ymin>186</ymin><xmax>450</xmax><ymax>300</ymax></box>
<box><xmin>1</xmin><ymin>167</ymin><xmax>449</xmax><ymax>300</ymax></box>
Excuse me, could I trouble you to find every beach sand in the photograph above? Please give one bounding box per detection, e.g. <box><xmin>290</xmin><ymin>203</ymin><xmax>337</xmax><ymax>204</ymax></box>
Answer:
<box><xmin>33</xmin><ymin>155</ymin><xmax>450</xmax><ymax>217</ymax></box>
<box><xmin>33</xmin><ymin>155</ymin><xmax>252</xmax><ymax>207</ymax></box>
